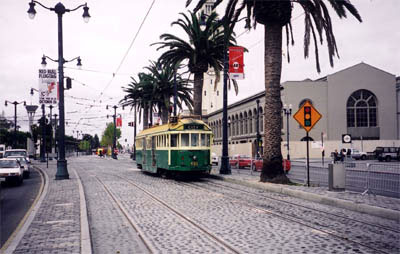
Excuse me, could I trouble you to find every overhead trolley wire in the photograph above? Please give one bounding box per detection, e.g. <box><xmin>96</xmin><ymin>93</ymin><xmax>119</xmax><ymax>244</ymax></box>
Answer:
<box><xmin>98</xmin><ymin>0</ymin><xmax>156</xmax><ymax>99</ymax></box>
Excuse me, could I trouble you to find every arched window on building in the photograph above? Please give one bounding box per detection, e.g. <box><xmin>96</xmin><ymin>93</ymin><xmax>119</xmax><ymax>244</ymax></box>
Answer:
<box><xmin>248</xmin><ymin>110</ymin><xmax>253</xmax><ymax>133</ymax></box>
<box><xmin>231</xmin><ymin>116</ymin><xmax>236</xmax><ymax>137</ymax></box>
<box><xmin>218</xmin><ymin>119</ymin><xmax>222</xmax><ymax>138</ymax></box>
<box><xmin>239</xmin><ymin>113</ymin><xmax>243</xmax><ymax>135</ymax></box>
<box><xmin>228</xmin><ymin>116</ymin><xmax>231</xmax><ymax>137</ymax></box>
<box><xmin>235</xmin><ymin>114</ymin><xmax>239</xmax><ymax>136</ymax></box>
<box><xmin>346</xmin><ymin>89</ymin><xmax>378</xmax><ymax>128</ymax></box>
<box><xmin>244</xmin><ymin>111</ymin><xmax>248</xmax><ymax>134</ymax></box>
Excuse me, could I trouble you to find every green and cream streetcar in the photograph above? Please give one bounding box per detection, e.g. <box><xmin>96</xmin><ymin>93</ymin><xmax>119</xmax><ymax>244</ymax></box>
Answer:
<box><xmin>135</xmin><ymin>118</ymin><xmax>213</xmax><ymax>176</ymax></box>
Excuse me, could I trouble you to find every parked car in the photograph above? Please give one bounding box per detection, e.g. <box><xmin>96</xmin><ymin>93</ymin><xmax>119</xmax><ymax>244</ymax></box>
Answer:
<box><xmin>375</xmin><ymin>147</ymin><xmax>400</xmax><ymax>162</ymax></box>
<box><xmin>4</xmin><ymin>149</ymin><xmax>30</xmax><ymax>163</ymax></box>
<box><xmin>251</xmin><ymin>158</ymin><xmax>291</xmax><ymax>173</ymax></box>
<box><xmin>211</xmin><ymin>153</ymin><xmax>218</xmax><ymax>166</ymax></box>
<box><xmin>229</xmin><ymin>155</ymin><xmax>252</xmax><ymax>169</ymax></box>
<box><xmin>340</xmin><ymin>148</ymin><xmax>367</xmax><ymax>160</ymax></box>
<box><xmin>0</xmin><ymin>158</ymin><xmax>24</xmax><ymax>185</ymax></box>
<box><xmin>7</xmin><ymin>156</ymin><xmax>31</xmax><ymax>178</ymax></box>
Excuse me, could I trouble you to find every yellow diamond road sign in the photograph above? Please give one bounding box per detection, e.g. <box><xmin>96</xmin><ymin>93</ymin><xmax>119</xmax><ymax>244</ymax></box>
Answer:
<box><xmin>293</xmin><ymin>100</ymin><xmax>322</xmax><ymax>132</ymax></box>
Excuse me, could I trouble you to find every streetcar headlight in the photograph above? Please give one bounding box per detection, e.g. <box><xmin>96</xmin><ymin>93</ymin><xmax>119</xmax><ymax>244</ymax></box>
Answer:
<box><xmin>193</xmin><ymin>155</ymin><xmax>197</xmax><ymax>161</ymax></box>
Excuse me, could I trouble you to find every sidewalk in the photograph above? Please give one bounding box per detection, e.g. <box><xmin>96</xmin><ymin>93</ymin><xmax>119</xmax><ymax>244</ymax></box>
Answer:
<box><xmin>3</xmin><ymin>161</ymin><xmax>87</xmax><ymax>254</ymax></box>
<box><xmin>210</xmin><ymin>168</ymin><xmax>400</xmax><ymax>221</ymax></box>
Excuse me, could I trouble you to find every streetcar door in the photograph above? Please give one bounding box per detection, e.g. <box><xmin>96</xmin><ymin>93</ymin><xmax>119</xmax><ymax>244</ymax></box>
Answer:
<box><xmin>151</xmin><ymin>136</ymin><xmax>156</xmax><ymax>167</ymax></box>
<box><xmin>142</xmin><ymin>138</ymin><xmax>146</xmax><ymax>165</ymax></box>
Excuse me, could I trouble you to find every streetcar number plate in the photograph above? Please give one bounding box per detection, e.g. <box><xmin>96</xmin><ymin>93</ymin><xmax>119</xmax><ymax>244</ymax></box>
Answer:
<box><xmin>191</xmin><ymin>161</ymin><xmax>198</xmax><ymax>167</ymax></box>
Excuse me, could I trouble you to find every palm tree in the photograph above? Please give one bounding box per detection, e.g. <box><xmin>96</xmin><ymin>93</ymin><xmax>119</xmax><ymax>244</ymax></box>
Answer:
<box><xmin>187</xmin><ymin>0</ymin><xmax>362</xmax><ymax>183</ymax></box>
<box><xmin>121</xmin><ymin>72</ymin><xmax>154</xmax><ymax>129</ymax></box>
<box><xmin>144</xmin><ymin>61</ymin><xmax>193</xmax><ymax>124</ymax></box>
<box><xmin>153</xmin><ymin>11</ymin><xmax>237</xmax><ymax>117</ymax></box>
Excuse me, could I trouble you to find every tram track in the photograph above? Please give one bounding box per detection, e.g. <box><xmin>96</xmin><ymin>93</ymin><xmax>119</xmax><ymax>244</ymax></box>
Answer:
<box><xmin>94</xmin><ymin>175</ymin><xmax>157</xmax><ymax>254</ymax></box>
<box><xmin>177</xmin><ymin>180</ymin><xmax>397</xmax><ymax>254</ymax></box>
<box><xmin>96</xmin><ymin>173</ymin><xmax>241</xmax><ymax>254</ymax></box>
<box><xmin>205</xmin><ymin>180</ymin><xmax>400</xmax><ymax>234</ymax></box>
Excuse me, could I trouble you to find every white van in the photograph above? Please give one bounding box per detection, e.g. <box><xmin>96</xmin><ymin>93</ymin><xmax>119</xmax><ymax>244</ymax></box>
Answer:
<box><xmin>0</xmin><ymin>144</ymin><xmax>5</xmax><ymax>158</ymax></box>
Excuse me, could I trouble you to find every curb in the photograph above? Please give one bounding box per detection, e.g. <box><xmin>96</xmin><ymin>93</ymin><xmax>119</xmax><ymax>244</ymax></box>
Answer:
<box><xmin>2</xmin><ymin>165</ymin><xmax>49</xmax><ymax>254</ymax></box>
<box><xmin>215</xmin><ymin>175</ymin><xmax>400</xmax><ymax>222</ymax></box>
<box><xmin>72</xmin><ymin>168</ymin><xmax>93</xmax><ymax>254</ymax></box>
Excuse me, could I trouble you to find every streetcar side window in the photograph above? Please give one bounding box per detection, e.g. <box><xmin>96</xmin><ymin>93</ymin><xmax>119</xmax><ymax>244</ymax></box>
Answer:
<box><xmin>206</xmin><ymin>134</ymin><xmax>210</xmax><ymax>146</ymax></box>
<box><xmin>166</xmin><ymin>135</ymin><xmax>169</xmax><ymax>147</ymax></box>
<box><xmin>171</xmin><ymin>134</ymin><xmax>178</xmax><ymax>147</ymax></box>
<box><xmin>191</xmin><ymin>133</ymin><xmax>199</xmax><ymax>147</ymax></box>
<box><xmin>201</xmin><ymin>134</ymin><xmax>206</xmax><ymax>146</ymax></box>
<box><xmin>181</xmin><ymin>134</ymin><xmax>189</xmax><ymax>147</ymax></box>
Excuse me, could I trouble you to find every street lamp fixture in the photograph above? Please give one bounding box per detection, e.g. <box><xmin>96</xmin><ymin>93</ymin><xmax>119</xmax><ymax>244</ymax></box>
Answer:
<box><xmin>283</xmin><ymin>104</ymin><xmax>292</xmax><ymax>160</ymax></box>
<box><xmin>28</xmin><ymin>0</ymin><xmax>91</xmax><ymax>180</ymax></box>
<box><xmin>41</xmin><ymin>54</ymin><xmax>83</xmax><ymax>69</ymax></box>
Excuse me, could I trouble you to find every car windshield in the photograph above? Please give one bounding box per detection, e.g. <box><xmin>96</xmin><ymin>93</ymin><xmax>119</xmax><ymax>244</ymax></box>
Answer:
<box><xmin>5</xmin><ymin>151</ymin><xmax>26</xmax><ymax>157</ymax></box>
<box><xmin>0</xmin><ymin>160</ymin><xmax>19</xmax><ymax>168</ymax></box>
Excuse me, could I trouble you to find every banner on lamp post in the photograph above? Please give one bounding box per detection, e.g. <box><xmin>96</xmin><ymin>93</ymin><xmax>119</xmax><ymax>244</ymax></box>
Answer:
<box><xmin>39</xmin><ymin>69</ymin><xmax>58</xmax><ymax>105</ymax></box>
<box><xmin>116</xmin><ymin>117</ymin><xmax>122</xmax><ymax>127</ymax></box>
<box><xmin>228</xmin><ymin>46</ymin><xmax>244</xmax><ymax>80</ymax></box>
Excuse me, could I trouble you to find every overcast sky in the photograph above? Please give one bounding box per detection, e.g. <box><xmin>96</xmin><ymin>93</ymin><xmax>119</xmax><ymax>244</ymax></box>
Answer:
<box><xmin>0</xmin><ymin>0</ymin><xmax>399</xmax><ymax>147</ymax></box>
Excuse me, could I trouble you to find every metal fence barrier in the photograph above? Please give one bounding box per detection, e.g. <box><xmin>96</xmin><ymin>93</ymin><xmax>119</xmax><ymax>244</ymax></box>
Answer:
<box><xmin>345</xmin><ymin>162</ymin><xmax>400</xmax><ymax>198</ymax></box>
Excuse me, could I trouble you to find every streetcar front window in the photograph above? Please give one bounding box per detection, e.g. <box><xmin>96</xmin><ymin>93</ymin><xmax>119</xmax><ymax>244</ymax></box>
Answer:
<box><xmin>191</xmin><ymin>133</ymin><xmax>199</xmax><ymax>147</ymax></box>
<box><xmin>201</xmin><ymin>134</ymin><xmax>206</xmax><ymax>146</ymax></box>
<box><xmin>171</xmin><ymin>134</ymin><xmax>178</xmax><ymax>147</ymax></box>
<box><xmin>181</xmin><ymin>134</ymin><xmax>189</xmax><ymax>147</ymax></box>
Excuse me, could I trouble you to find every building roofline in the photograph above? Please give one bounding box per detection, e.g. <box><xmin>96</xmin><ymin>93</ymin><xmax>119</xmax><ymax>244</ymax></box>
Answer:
<box><xmin>205</xmin><ymin>90</ymin><xmax>264</xmax><ymax>118</ymax></box>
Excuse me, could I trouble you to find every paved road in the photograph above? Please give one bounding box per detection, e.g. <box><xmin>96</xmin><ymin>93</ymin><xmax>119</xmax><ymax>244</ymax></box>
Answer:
<box><xmin>70</xmin><ymin>156</ymin><xmax>399</xmax><ymax>253</ymax></box>
<box><xmin>0</xmin><ymin>168</ymin><xmax>42</xmax><ymax>248</ymax></box>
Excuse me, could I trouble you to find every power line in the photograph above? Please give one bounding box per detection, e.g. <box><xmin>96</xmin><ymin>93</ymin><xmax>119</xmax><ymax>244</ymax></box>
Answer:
<box><xmin>99</xmin><ymin>0</ymin><xmax>156</xmax><ymax>98</ymax></box>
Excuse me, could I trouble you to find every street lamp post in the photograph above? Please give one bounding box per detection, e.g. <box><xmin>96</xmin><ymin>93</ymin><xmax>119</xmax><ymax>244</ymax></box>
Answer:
<box><xmin>107</xmin><ymin>105</ymin><xmax>122</xmax><ymax>160</ymax></box>
<box><xmin>256</xmin><ymin>99</ymin><xmax>261</xmax><ymax>159</ymax></box>
<box><xmin>5</xmin><ymin>100</ymin><xmax>26</xmax><ymax>148</ymax></box>
<box><xmin>28</xmin><ymin>0</ymin><xmax>90</xmax><ymax>180</ymax></box>
<box><xmin>40</xmin><ymin>104</ymin><xmax>46</xmax><ymax>162</ymax></box>
<box><xmin>283</xmin><ymin>104</ymin><xmax>292</xmax><ymax>160</ymax></box>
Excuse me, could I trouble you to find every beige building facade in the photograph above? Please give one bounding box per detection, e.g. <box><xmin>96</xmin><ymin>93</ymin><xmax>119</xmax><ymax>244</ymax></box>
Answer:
<box><xmin>206</xmin><ymin>63</ymin><xmax>400</xmax><ymax>158</ymax></box>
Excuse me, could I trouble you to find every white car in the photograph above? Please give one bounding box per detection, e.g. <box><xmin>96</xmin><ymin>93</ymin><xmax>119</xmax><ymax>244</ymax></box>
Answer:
<box><xmin>0</xmin><ymin>158</ymin><xmax>24</xmax><ymax>185</ymax></box>
<box><xmin>211</xmin><ymin>153</ymin><xmax>219</xmax><ymax>166</ymax></box>
<box><xmin>7</xmin><ymin>156</ymin><xmax>31</xmax><ymax>178</ymax></box>
<box><xmin>4</xmin><ymin>149</ymin><xmax>30</xmax><ymax>163</ymax></box>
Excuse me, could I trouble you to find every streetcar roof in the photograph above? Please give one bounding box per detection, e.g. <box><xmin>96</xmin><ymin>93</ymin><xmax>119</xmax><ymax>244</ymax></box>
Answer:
<box><xmin>137</xmin><ymin>118</ymin><xmax>211</xmax><ymax>137</ymax></box>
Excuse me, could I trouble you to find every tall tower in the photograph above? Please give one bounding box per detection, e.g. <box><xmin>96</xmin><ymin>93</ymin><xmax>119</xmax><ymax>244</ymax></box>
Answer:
<box><xmin>199</xmin><ymin>0</ymin><xmax>223</xmax><ymax>115</ymax></box>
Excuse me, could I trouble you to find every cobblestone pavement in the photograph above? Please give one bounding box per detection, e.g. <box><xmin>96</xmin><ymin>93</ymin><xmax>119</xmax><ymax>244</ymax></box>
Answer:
<box><xmin>13</xmin><ymin>161</ymin><xmax>81</xmax><ymax>254</ymax></box>
<box><xmin>74</xmin><ymin>155</ymin><xmax>399</xmax><ymax>253</ymax></box>
<box><xmin>8</xmin><ymin>155</ymin><xmax>399</xmax><ymax>254</ymax></box>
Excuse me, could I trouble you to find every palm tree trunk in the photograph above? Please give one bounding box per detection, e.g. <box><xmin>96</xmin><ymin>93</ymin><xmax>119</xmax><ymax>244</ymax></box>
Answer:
<box><xmin>260</xmin><ymin>23</ymin><xmax>289</xmax><ymax>183</ymax></box>
<box><xmin>193</xmin><ymin>72</ymin><xmax>204</xmax><ymax>117</ymax></box>
<box><xmin>143</xmin><ymin>103</ymin><xmax>149</xmax><ymax>130</ymax></box>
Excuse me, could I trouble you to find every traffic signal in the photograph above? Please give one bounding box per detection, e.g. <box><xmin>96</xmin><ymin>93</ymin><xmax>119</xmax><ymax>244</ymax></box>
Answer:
<box><xmin>304</xmin><ymin>106</ymin><xmax>311</xmax><ymax>127</ymax></box>
<box><xmin>66</xmin><ymin>77</ymin><xmax>72</xmax><ymax>90</ymax></box>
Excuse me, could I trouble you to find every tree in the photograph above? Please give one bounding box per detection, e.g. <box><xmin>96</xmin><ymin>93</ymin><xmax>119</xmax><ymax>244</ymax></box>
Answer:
<box><xmin>101</xmin><ymin>123</ymin><xmax>121</xmax><ymax>147</ymax></box>
<box><xmin>143</xmin><ymin>60</ymin><xmax>193</xmax><ymax>124</ymax></box>
<box><xmin>121</xmin><ymin>73</ymin><xmax>155</xmax><ymax>129</ymax></box>
<box><xmin>93</xmin><ymin>134</ymin><xmax>100</xmax><ymax>149</ymax></box>
<box><xmin>188</xmin><ymin>0</ymin><xmax>362</xmax><ymax>183</ymax></box>
<box><xmin>153</xmin><ymin>11</ymin><xmax>237</xmax><ymax>117</ymax></box>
